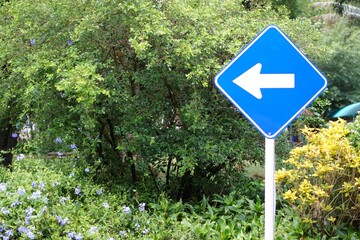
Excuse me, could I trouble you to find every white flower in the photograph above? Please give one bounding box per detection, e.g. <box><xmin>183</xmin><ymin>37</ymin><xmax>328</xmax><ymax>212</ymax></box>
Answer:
<box><xmin>0</xmin><ymin>183</ymin><xmax>7</xmax><ymax>192</ymax></box>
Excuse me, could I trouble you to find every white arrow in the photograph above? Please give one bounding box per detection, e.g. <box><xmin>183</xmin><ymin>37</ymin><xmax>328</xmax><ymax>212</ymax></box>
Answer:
<box><xmin>233</xmin><ymin>63</ymin><xmax>295</xmax><ymax>99</ymax></box>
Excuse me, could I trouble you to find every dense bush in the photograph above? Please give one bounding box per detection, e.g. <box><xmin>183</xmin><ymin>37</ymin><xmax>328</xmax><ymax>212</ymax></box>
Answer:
<box><xmin>276</xmin><ymin>119</ymin><xmax>360</xmax><ymax>238</ymax></box>
<box><xmin>0</xmin><ymin>0</ymin><xmax>330</xmax><ymax>200</ymax></box>
<box><xmin>3</xmin><ymin>154</ymin><xmax>357</xmax><ymax>239</ymax></box>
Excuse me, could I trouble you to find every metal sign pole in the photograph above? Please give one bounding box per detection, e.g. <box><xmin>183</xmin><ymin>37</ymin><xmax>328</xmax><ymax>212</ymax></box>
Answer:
<box><xmin>264</xmin><ymin>137</ymin><xmax>276</xmax><ymax>240</ymax></box>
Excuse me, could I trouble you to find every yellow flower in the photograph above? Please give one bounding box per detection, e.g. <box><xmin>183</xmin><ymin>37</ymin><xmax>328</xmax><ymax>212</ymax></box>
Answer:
<box><xmin>312</xmin><ymin>186</ymin><xmax>328</xmax><ymax>198</ymax></box>
<box><xmin>316</xmin><ymin>163</ymin><xmax>334</xmax><ymax>176</ymax></box>
<box><xmin>301</xmin><ymin>160</ymin><xmax>313</xmax><ymax>169</ymax></box>
<box><xmin>299</xmin><ymin>179</ymin><xmax>312</xmax><ymax>194</ymax></box>
<box><xmin>275</xmin><ymin>168</ymin><xmax>288</xmax><ymax>182</ymax></box>
<box><xmin>283</xmin><ymin>189</ymin><xmax>297</xmax><ymax>203</ymax></box>
<box><xmin>328</xmin><ymin>216</ymin><xmax>336</xmax><ymax>223</ymax></box>
<box><xmin>341</xmin><ymin>182</ymin><xmax>354</xmax><ymax>196</ymax></box>
<box><xmin>302</xmin><ymin>217</ymin><xmax>317</xmax><ymax>224</ymax></box>
<box><xmin>355</xmin><ymin>177</ymin><xmax>360</xmax><ymax>187</ymax></box>
<box><xmin>320</xmin><ymin>203</ymin><xmax>332</xmax><ymax>212</ymax></box>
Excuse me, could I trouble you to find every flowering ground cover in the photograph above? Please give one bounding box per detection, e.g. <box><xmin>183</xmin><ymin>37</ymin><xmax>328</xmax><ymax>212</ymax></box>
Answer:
<box><xmin>0</xmin><ymin>154</ymin><xmax>283</xmax><ymax>239</ymax></box>
<box><xmin>1</xmin><ymin>150</ymin><xmax>359</xmax><ymax>239</ymax></box>
<box><xmin>0</xmin><ymin>156</ymin><xmax>152</xmax><ymax>239</ymax></box>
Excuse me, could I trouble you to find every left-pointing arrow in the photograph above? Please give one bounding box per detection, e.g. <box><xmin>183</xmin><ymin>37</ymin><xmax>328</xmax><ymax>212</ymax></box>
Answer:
<box><xmin>233</xmin><ymin>63</ymin><xmax>295</xmax><ymax>99</ymax></box>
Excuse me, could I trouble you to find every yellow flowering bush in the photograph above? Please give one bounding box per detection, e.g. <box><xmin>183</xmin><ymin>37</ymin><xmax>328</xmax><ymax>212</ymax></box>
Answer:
<box><xmin>276</xmin><ymin>119</ymin><xmax>360</xmax><ymax>235</ymax></box>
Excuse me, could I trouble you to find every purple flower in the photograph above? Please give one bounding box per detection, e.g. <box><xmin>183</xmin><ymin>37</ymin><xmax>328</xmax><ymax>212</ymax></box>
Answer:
<box><xmin>68</xmin><ymin>231</ymin><xmax>82</xmax><ymax>239</ymax></box>
<box><xmin>68</xmin><ymin>232</ymin><xmax>76</xmax><ymax>238</ymax></box>
<box><xmin>27</xmin><ymin>231</ymin><xmax>35</xmax><ymax>240</ymax></box>
<box><xmin>119</xmin><ymin>230</ymin><xmax>126</xmax><ymax>238</ymax></box>
<box><xmin>142</xmin><ymin>228</ymin><xmax>149</xmax><ymax>235</ymax></box>
<box><xmin>89</xmin><ymin>226</ymin><xmax>98</xmax><ymax>234</ymax></box>
<box><xmin>74</xmin><ymin>187</ymin><xmax>81</xmax><ymax>195</ymax></box>
<box><xmin>31</xmin><ymin>190</ymin><xmax>41</xmax><ymax>199</ymax></box>
<box><xmin>84</xmin><ymin>168</ymin><xmax>90</xmax><ymax>173</ymax></box>
<box><xmin>32</xmin><ymin>182</ymin><xmax>37</xmax><ymax>188</ymax></box>
<box><xmin>0</xmin><ymin>183</ymin><xmax>7</xmax><ymax>192</ymax></box>
<box><xmin>25</xmin><ymin>207</ymin><xmax>35</xmax><ymax>216</ymax></box>
<box><xmin>52</xmin><ymin>181</ymin><xmax>59</xmax><ymax>187</ymax></box>
<box><xmin>18</xmin><ymin>226</ymin><xmax>35</xmax><ymax>238</ymax></box>
<box><xmin>102</xmin><ymin>202</ymin><xmax>109</xmax><ymax>209</ymax></box>
<box><xmin>1</xmin><ymin>207</ymin><xmax>10</xmax><ymax>215</ymax></box>
<box><xmin>134</xmin><ymin>222</ymin><xmax>140</xmax><ymax>230</ymax></box>
<box><xmin>97</xmin><ymin>188</ymin><xmax>102</xmax><ymax>195</ymax></box>
<box><xmin>11</xmin><ymin>199</ymin><xmax>22</xmax><ymax>207</ymax></box>
<box><xmin>139</xmin><ymin>203</ymin><xmax>146</xmax><ymax>212</ymax></box>
<box><xmin>70</xmin><ymin>144</ymin><xmax>77</xmax><ymax>149</ymax></box>
<box><xmin>11</xmin><ymin>133</ymin><xmax>18</xmax><ymax>138</ymax></box>
<box><xmin>56</xmin><ymin>215</ymin><xmax>69</xmax><ymax>226</ymax></box>
<box><xmin>74</xmin><ymin>234</ymin><xmax>83</xmax><ymax>240</ymax></box>
<box><xmin>18</xmin><ymin>226</ymin><xmax>29</xmax><ymax>234</ymax></box>
<box><xmin>56</xmin><ymin>137</ymin><xmax>62</xmax><ymax>143</ymax></box>
<box><xmin>60</xmin><ymin>196</ymin><xmax>68</xmax><ymax>204</ymax></box>
<box><xmin>122</xmin><ymin>205</ymin><xmax>131</xmax><ymax>215</ymax></box>
<box><xmin>69</xmin><ymin>173</ymin><xmax>75</xmax><ymax>178</ymax></box>
<box><xmin>30</xmin><ymin>38</ymin><xmax>36</xmax><ymax>45</ymax></box>
<box><xmin>17</xmin><ymin>154</ymin><xmax>25</xmax><ymax>161</ymax></box>
<box><xmin>24</xmin><ymin>216</ymin><xmax>31</xmax><ymax>225</ymax></box>
<box><xmin>67</xmin><ymin>40</ymin><xmax>73</xmax><ymax>46</ymax></box>
<box><xmin>41</xmin><ymin>206</ymin><xmax>47</xmax><ymax>214</ymax></box>
<box><xmin>18</xmin><ymin>188</ymin><xmax>26</xmax><ymax>196</ymax></box>
<box><xmin>62</xmin><ymin>218</ymin><xmax>69</xmax><ymax>226</ymax></box>
<box><xmin>5</xmin><ymin>229</ymin><xmax>13</xmax><ymax>237</ymax></box>
<box><xmin>1</xmin><ymin>220</ymin><xmax>6</xmax><ymax>231</ymax></box>
<box><xmin>39</xmin><ymin>182</ymin><xmax>45</xmax><ymax>190</ymax></box>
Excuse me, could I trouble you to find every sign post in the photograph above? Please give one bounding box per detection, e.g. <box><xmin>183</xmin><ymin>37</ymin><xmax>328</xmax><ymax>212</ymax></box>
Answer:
<box><xmin>264</xmin><ymin>138</ymin><xmax>275</xmax><ymax>240</ymax></box>
<box><xmin>214</xmin><ymin>25</ymin><xmax>327</xmax><ymax>239</ymax></box>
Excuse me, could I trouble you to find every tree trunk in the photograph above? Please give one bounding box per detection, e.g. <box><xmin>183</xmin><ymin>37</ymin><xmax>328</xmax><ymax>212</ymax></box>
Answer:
<box><xmin>0</xmin><ymin>124</ymin><xmax>17</xmax><ymax>168</ymax></box>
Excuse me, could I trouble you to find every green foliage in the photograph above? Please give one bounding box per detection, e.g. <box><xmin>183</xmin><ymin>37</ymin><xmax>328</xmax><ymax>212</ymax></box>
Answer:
<box><xmin>349</xmin><ymin>115</ymin><xmax>360</xmax><ymax>150</ymax></box>
<box><xmin>271</xmin><ymin>0</ymin><xmax>310</xmax><ymax>18</ymax></box>
<box><xmin>321</xmin><ymin>22</ymin><xmax>360</xmax><ymax>116</ymax></box>
<box><xmin>0</xmin><ymin>0</ymin><xmax>331</xmax><ymax>199</ymax></box>
<box><xmin>1</xmin><ymin>156</ymin><xmax>359</xmax><ymax>239</ymax></box>
<box><xmin>0</xmin><ymin>156</ymin><xmax>138</xmax><ymax>239</ymax></box>
<box><xmin>276</xmin><ymin>119</ymin><xmax>360</xmax><ymax>237</ymax></box>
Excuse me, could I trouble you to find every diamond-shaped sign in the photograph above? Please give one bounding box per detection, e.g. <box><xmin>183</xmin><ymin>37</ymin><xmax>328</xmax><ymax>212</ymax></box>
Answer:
<box><xmin>214</xmin><ymin>25</ymin><xmax>327</xmax><ymax>138</ymax></box>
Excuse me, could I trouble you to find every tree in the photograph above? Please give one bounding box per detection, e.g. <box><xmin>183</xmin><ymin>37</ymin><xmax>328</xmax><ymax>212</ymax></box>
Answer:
<box><xmin>312</xmin><ymin>0</ymin><xmax>360</xmax><ymax>25</ymax></box>
<box><xmin>0</xmin><ymin>0</ymin><xmax>329</xmax><ymax>199</ymax></box>
<box><xmin>307</xmin><ymin>0</ymin><xmax>360</xmax><ymax>115</ymax></box>
<box><xmin>321</xmin><ymin>22</ymin><xmax>360</xmax><ymax>116</ymax></box>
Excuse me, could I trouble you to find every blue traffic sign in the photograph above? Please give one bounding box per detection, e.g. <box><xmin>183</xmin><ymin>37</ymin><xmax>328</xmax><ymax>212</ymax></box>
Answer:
<box><xmin>214</xmin><ymin>25</ymin><xmax>327</xmax><ymax>138</ymax></box>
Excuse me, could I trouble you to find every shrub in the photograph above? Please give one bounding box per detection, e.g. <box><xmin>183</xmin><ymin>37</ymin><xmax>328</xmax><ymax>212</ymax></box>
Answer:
<box><xmin>1</xmin><ymin>152</ymin><xmax>359</xmax><ymax>239</ymax></box>
<box><xmin>276</xmin><ymin>119</ymin><xmax>360</xmax><ymax>237</ymax></box>
<box><xmin>348</xmin><ymin>115</ymin><xmax>360</xmax><ymax>151</ymax></box>
<box><xmin>0</xmin><ymin>156</ymin><xmax>150</xmax><ymax>239</ymax></box>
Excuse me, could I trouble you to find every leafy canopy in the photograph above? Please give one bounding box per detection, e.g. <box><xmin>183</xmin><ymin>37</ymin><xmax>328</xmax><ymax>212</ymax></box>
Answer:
<box><xmin>0</xmin><ymin>0</ymin><xmax>330</xmax><ymax>198</ymax></box>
